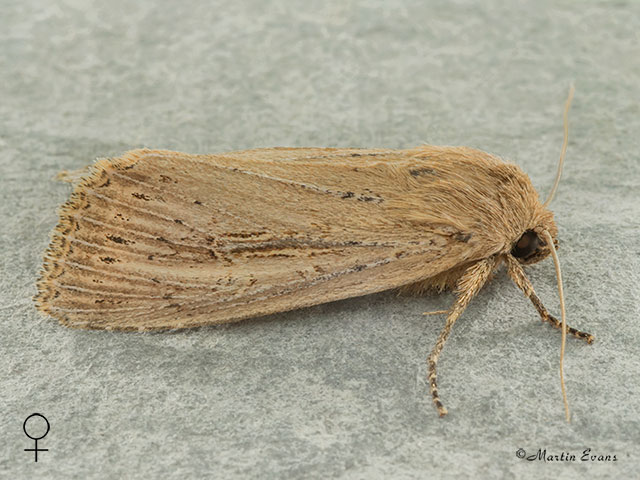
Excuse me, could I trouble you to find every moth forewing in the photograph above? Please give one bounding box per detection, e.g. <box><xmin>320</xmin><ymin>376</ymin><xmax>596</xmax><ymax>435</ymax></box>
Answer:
<box><xmin>37</xmin><ymin>147</ymin><xmax>501</xmax><ymax>330</ymax></box>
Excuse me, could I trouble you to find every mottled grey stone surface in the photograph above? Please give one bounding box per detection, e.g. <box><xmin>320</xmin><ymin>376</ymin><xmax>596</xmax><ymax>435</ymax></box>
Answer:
<box><xmin>1</xmin><ymin>1</ymin><xmax>639</xmax><ymax>478</ymax></box>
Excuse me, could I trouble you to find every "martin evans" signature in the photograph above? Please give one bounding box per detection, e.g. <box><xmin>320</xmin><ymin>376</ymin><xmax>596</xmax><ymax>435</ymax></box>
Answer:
<box><xmin>515</xmin><ymin>448</ymin><xmax>617</xmax><ymax>462</ymax></box>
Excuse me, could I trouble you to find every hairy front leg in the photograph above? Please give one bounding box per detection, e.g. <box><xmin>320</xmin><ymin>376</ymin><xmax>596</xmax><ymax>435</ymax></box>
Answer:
<box><xmin>427</xmin><ymin>256</ymin><xmax>499</xmax><ymax>416</ymax></box>
<box><xmin>504</xmin><ymin>254</ymin><xmax>594</xmax><ymax>344</ymax></box>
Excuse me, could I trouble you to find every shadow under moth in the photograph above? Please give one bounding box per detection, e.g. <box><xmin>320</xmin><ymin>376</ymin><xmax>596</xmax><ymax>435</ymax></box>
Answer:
<box><xmin>35</xmin><ymin>88</ymin><xmax>593</xmax><ymax>420</ymax></box>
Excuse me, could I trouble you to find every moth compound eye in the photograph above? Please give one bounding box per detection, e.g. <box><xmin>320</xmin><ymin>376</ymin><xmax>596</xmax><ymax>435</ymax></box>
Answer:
<box><xmin>511</xmin><ymin>230</ymin><xmax>540</xmax><ymax>259</ymax></box>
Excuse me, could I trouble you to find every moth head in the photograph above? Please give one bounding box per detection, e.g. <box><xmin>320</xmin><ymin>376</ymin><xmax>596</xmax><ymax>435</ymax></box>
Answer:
<box><xmin>510</xmin><ymin>224</ymin><xmax>558</xmax><ymax>265</ymax></box>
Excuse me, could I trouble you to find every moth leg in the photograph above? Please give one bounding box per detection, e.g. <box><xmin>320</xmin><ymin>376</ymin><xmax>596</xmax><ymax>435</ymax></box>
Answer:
<box><xmin>504</xmin><ymin>255</ymin><xmax>594</xmax><ymax>344</ymax></box>
<box><xmin>428</xmin><ymin>256</ymin><xmax>498</xmax><ymax>417</ymax></box>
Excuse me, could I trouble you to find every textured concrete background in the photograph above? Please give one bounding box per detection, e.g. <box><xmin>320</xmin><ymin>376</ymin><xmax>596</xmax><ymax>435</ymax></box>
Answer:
<box><xmin>1</xmin><ymin>1</ymin><xmax>639</xmax><ymax>478</ymax></box>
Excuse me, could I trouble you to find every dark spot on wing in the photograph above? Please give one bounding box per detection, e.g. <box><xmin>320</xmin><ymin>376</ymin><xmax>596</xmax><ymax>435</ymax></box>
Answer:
<box><xmin>225</xmin><ymin>231</ymin><xmax>267</xmax><ymax>238</ymax></box>
<box><xmin>106</xmin><ymin>234</ymin><xmax>132</xmax><ymax>245</ymax></box>
<box><xmin>131</xmin><ymin>192</ymin><xmax>151</xmax><ymax>201</ymax></box>
<box><xmin>410</xmin><ymin>167</ymin><xmax>436</xmax><ymax>177</ymax></box>
<box><xmin>359</xmin><ymin>195</ymin><xmax>381</xmax><ymax>202</ymax></box>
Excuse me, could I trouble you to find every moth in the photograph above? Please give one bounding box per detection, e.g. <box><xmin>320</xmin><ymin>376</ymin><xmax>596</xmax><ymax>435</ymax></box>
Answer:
<box><xmin>35</xmin><ymin>89</ymin><xmax>593</xmax><ymax>419</ymax></box>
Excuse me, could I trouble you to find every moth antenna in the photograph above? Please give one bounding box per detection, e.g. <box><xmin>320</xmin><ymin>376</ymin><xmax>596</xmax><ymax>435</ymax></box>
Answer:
<box><xmin>543</xmin><ymin>85</ymin><xmax>575</xmax><ymax>208</ymax></box>
<box><xmin>542</xmin><ymin>230</ymin><xmax>570</xmax><ymax>422</ymax></box>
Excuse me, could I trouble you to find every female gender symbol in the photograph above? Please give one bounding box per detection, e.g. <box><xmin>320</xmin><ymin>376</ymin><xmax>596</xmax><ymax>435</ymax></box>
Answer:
<box><xmin>23</xmin><ymin>413</ymin><xmax>49</xmax><ymax>462</ymax></box>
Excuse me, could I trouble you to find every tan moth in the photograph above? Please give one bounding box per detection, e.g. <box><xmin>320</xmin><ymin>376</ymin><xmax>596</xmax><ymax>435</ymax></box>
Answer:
<box><xmin>35</xmin><ymin>88</ymin><xmax>593</xmax><ymax>420</ymax></box>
